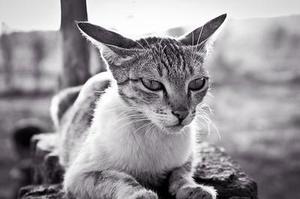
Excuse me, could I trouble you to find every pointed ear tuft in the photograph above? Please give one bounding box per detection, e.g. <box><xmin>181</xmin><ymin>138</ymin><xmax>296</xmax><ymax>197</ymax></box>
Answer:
<box><xmin>76</xmin><ymin>21</ymin><xmax>142</xmax><ymax>67</ymax></box>
<box><xmin>76</xmin><ymin>21</ymin><xmax>137</xmax><ymax>49</ymax></box>
<box><xmin>179</xmin><ymin>14</ymin><xmax>227</xmax><ymax>47</ymax></box>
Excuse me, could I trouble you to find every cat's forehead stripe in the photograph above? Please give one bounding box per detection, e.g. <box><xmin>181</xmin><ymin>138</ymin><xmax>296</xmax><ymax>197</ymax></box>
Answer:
<box><xmin>137</xmin><ymin>38</ymin><xmax>193</xmax><ymax>78</ymax></box>
<box><xmin>152</xmin><ymin>48</ymin><xmax>164</xmax><ymax>77</ymax></box>
<box><xmin>159</xmin><ymin>41</ymin><xmax>190</xmax><ymax>78</ymax></box>
<box><xmin>133</xmin><ymin>37</ymin><xmax>208</xmax><ymax>82</ymax></box>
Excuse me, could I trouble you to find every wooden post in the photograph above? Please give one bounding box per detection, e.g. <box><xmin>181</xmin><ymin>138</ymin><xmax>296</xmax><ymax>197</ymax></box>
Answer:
<box><xmin>60</xmin><ymin>0</ymin><xmax>90</xmax><ymax>88</ymax></box>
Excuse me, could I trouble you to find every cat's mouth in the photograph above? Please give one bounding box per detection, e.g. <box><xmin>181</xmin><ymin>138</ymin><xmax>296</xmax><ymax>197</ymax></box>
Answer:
<box><xmin>165</xmin><ymin>123</ymin><xmax>185</xmax><ymax>132</ymax></box>
<box><xmin>162</xmin><ymin>118</ymin><xmax>193</xmax><ymax>133</ymax></box>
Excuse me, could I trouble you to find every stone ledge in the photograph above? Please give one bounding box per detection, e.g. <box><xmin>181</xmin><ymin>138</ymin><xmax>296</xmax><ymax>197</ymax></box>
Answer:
<box><xmin>19</xmin><ymin>184</ymin><xmax>65</xmax><ymax>199</ymax></box>
<box><xmin>19</xmin><ymin>134</ymin><xmax>257</xmax><ymax>199</ymax></box>
<box><xmin>194</xmin><ymin>143</ymin><xmax>257</xmax><ymax>199</ymax></box>
<box><xmin>31</xmin><ymin>133</ymin><xmax>64</xmax><ymax>184</ymax></box>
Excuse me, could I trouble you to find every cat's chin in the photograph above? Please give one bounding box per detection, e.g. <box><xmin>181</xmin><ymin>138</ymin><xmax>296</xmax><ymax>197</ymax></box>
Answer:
<box><xmin>164</xmin><ymin>125</ymin><xmax>189</xmax><ymax>134</ymax></box>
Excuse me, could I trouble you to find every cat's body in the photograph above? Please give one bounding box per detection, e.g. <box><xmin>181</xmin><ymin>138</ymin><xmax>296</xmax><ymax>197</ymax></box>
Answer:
<box><xmin>53</xmin><ymin>14</ymin><xmax>227</xmax><ymax>199</ymax></box>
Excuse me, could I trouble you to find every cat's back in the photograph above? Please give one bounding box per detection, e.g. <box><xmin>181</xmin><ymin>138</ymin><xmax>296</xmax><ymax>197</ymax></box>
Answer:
<box><xmin>52</xmin><ymin>72</ymin><xmax>112</xmax><ymax>167</ymax></box>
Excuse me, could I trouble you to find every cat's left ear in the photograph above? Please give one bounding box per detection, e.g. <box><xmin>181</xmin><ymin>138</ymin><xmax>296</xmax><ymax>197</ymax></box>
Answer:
<box><xmin>179</xmin><ymin>14</ymin><xmax>227</xmax><ymax>49</ymax></box>
<box><xmin>76</xmin><ymin>21</ymin><xmax>140</xmax><ymax>65</ymax></box>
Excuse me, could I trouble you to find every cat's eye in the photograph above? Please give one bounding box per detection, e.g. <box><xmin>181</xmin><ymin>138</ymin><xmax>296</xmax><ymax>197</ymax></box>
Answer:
<box><xmin>141</xmin><ymin>79</ymin><xmax>164</xmax><ymax>91</ymax></box>
<box><xmin>188</xmin><ymin>77</ymin><xmax>207</xmax><ymax>91</ymax></box>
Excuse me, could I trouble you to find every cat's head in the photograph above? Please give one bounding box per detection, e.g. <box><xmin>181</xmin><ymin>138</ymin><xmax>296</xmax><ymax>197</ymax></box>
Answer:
<box><xmin>77</xmin><ymin>14</ymin><xmax>226</xmax><ymax>134</ymax></box>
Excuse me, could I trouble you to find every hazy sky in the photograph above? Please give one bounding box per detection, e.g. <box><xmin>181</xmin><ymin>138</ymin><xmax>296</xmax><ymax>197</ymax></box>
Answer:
<box><xmin>0</xmin><ymin>0</ymin><xmax>300</xmax><ymax>36</ymax></box>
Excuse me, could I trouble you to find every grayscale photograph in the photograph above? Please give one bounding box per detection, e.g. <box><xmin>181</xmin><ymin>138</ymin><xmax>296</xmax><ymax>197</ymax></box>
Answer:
<box><xmin>0</xmin><ymin>0</ymin><xmax>299</xmax><ymax>199</ymax></box>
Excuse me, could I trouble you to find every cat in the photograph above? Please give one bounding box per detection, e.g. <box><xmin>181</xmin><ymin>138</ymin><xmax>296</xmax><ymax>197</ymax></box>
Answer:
<box><xmin>52</xmin><ymin>14</ymin><xmax>227</xmax><ymax>199</ymax></box>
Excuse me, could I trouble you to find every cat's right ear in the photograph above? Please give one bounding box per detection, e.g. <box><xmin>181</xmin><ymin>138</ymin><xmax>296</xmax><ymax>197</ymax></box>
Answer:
<box><xmin>76</xmin><ymin>21</ymin><xmax>139</xmax><ymax>65</ymax></box>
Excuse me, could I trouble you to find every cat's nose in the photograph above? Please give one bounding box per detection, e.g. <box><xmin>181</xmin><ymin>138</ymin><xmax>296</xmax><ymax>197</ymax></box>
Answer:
<box><xmin>171</xmin><ymin>109</ymin><xmax>189</xmax><ymax>122</ymax></box>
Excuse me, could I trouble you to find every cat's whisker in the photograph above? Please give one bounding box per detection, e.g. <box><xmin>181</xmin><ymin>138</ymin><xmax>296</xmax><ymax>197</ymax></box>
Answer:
<box><xmin>96</xmin><ymin>109</ymin><xmax>130</xmax><ymax>119</ymax></box>
<box><xmin>110</xmin><ymin>113</ymin><xmax>150</xmax><ymax>129</ymax></box>
<box><xmin>132</xmin><ymin>121</ymin><xmax>153</xmax><ymax>135</ymax></box>
<box><xmin>145</xmin><ymin>123</ymin><xmax>156</xmax><ymax>137</ymax></box>
<box><xmin>196</xmin><ymin>109</ymin><xmax>209</xmax><ymax>117</ymax></box>
<box><xmin>98</xmin><ymin>105</ymin><xmax>139</xmax><ymax>114</ymax></box>
<box><xmin>195</xmin><ymin>109</ymin><xmax>221</xmax><ymax>140</ymax></box>
<box><xmin>197</xmin><ymin>112</ymin><xmax>210</xmax><ymax>120</ymax></box>
<box><xmin>210</xmin><ymin>121</ymin><xmax>221</xmax><ymax>140</ymax></box>
<box><xmin>154</xmin><ymin>113</ymin><xmax>167</xmax><ymax>119</ymax></box>
<box><xmin>97</xmin><ymin>109</ymin><xmax>138</xmax><ymax>123</ymax></box>
<box><xmin>206</xmin><ymin>91</ymin><xmax>214</xmax><ymax>99</ymax></box>
<box><xmin>115</xmin><ymin>108</ymin><xmax>147</xmax><ymax>118</ymax></box>
<box><xmin>197</xmin><ymin>103</ymin><xmax>213</xmax><ymax>115</ymax></box>
<box><xmin>97</xmin><ymin>104</ymin><xmax>125</xmax><ymax>111</ymax></box>
<box><xmin>113</xmin><ymin>119</ymin><xmax>150</xmax><ymax>133</ymax></box>
<box><xmin>110</xmin><ymin>112</ymin><xmax>147</xmax><ymax>125</ymax></box>
<box><xmin>111</xmin><ymin>113</ymin><xmax>146</xmax><ymax>123</ymax></box>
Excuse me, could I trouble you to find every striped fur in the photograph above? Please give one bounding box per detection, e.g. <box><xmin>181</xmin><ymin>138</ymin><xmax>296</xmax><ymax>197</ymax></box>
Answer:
<box><xmin>50</xmin><ymin>86</ymin><xmax>81</xmax><ymax>129</ymax></box>
<box><xmin>60</xmin><ymin>14</ymin><xmax>227</xmax><ymax>199</ymax></box>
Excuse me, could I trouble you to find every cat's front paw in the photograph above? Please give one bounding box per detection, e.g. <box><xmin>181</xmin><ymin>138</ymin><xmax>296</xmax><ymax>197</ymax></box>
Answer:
<box><xmin>129</xmin><ymin>189</ymin><xmax>158</xmax><ymax>199</ymax></box>
<box><xmin>176</xmin><ymin>184</ymin><xmax>217</xmax><ymax>199</ymax></box>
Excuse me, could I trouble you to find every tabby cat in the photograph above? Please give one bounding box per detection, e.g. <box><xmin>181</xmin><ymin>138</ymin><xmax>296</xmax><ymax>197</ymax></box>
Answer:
<box><xmin>53</xmin><ymin>14</ymin><xmax>227</xmax><ymax>199</ymax></box>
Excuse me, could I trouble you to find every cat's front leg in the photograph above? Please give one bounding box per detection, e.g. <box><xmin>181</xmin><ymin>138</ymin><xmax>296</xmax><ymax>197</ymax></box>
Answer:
<box><xmin>64</xmin><ymin>168</ymin><xmax>158</xmax><ymax>199</ymax></box>
<box><xmin>168</xmin><ymin>158</ymin><xmax>217</xmax><ymax>199</ymax></box>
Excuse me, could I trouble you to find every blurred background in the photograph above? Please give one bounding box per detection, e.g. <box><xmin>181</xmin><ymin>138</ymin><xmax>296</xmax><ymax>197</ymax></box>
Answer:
<box><xmin>0</xmin><ymin>0</ymin><xmax>300</xmax><ymax>199</ymax></box>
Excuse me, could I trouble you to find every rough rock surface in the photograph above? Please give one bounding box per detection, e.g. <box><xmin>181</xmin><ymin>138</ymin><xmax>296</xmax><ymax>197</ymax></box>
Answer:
<box><xmin>31</xmin><ymin>134</ymin><xmax>64</xmax><ymax>184</ymax></box>
<box><xmin>19</xmin><ymin>134</ymin><xmax>257</xmax><ymax>199</ymax></box>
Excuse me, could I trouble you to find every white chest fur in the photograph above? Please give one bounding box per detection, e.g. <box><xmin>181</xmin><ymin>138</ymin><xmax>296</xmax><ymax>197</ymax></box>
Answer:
<box><xmin>81</xmin><ymin>88</ymin><xmax>194</xmax><ymax>185</ymax></box>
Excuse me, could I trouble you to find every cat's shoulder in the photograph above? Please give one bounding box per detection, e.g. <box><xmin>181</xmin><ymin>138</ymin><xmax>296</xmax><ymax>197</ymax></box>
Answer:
<box><xmin>78</xmin><ymin>71</ymin><xmax>112</xmax><ymax>101</ymax></box>
<box><xmin>50</xmin><ymin>72</ymin><xmax>112</xmax><ymax>128</ymax></box>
